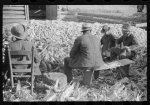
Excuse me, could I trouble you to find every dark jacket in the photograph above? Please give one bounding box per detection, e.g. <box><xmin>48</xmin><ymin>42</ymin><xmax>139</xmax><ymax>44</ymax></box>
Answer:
<box><xmin>9</xmin><ymin>39</ymin><xmax>41</xmax><ymax>75</ymax></box>
<box><xmin>117</xmin><ymin>33</ymin><xmax>138</xmax><ymax>59</ymax></box>
<box><xmin>117</xmin><ymin>33</ymin><xmax>138</xmax><ymax>50</ymax></box>
<box><xmin>101</xmin><ymin>33</ymin><xmax>116</xmax><ymax>57</ymax></box>
<box><xmin>69</xmin><ymin>33</ymin><xmax>105</xmax><ymax>68</ymax></box>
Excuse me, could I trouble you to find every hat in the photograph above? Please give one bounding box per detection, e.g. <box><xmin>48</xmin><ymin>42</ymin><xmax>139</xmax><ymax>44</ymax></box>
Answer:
<box><xmin>11</xmin><ymin>24</ymin><xmax>27</xmax><ymax>39</ymax></box>
<box><xmin>101</xmin><ymin>25</ymin><xmax>110</xmax><ymax>33</ymax></box>
<box><xmin>81</xmin><ymin>23</ymin><xmax>92</xmax><ymax>32</ymax></box>
<box><xmin>122</xmin><ymin>23</ymin><xmax>131</xmax><ymax>30</ymax></box>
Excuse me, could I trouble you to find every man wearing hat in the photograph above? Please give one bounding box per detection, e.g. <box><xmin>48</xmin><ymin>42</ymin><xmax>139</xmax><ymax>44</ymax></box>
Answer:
<box><xmin>101</xmin><ymin>25</ymin><xmax>117</xmax><ymax>62</ymax></box>
<box><xmin>115</xmin><ymin>23</ymin><xmax>139</xmax><ymax>78</ymax></box>
<box><xmin>8</xmin><ymin>24</ymin><xmax>42</xmax><ymax>75</ymax></box>
<box><xmin>7</xmin><ymin>24</ymin><xmax>68</xmax><ymax>89</ymax></box>
<box><xmin>117</xmin><ymin>23</ymin><xmax>138</xmax><ymax>59</ymax></box>
<box><xmin>64</xmin><ymin>23</ymin><xmax>105</xmax><ymax>83</ymax></box>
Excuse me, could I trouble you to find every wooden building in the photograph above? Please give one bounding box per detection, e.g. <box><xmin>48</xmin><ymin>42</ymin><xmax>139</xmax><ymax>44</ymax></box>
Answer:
<box><xmin>3</xmin><ymin>5</ymin><xmax>57</xmax><ymax>25</ymax></box>
<box><xmin>3</xmin><ymin>5</ymin><xmax>29</xmax><ymax>25</ymax></box>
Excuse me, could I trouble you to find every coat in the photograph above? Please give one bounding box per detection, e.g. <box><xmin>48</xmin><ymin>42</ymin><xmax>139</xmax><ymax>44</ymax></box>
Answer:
<box><xmin>101</xmin><ymin>33</ymin><xmax>116</xmax><ymax>57</ymax></box>
<box><xmin>116</xmin><ymin>33</ymin><xmax>138</xmax><ymax>60</ymax></box>
<box><xmin>69</xmin><ymin>33</ymin><xmax>105</xmax><ymax>68</ymax></box>
<box><xmin>117</xmin><ymin>33</ymin><xmax>138</xmax><ymax>50</ymax></box>
<box><xmin>9</xmin><ymin>39</ymin><xmax>41</xmax><ymax>75</ymax></box>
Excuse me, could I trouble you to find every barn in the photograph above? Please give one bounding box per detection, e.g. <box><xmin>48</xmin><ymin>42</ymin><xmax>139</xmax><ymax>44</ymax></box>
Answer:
<box><xmin>3</xmin><ymin>5</ymin><xmax>57</xmax><ymax>25</ymax></box>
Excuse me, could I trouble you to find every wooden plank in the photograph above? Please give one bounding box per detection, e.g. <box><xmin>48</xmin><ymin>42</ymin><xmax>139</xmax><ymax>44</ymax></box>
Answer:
<box><xmin>10</xmin><ymin>51</ymin><xmax>31</xmax><ymax>55</ymax></box>
<box><xmin>25</xmin><ymin>5</ymin><xmax>29</xmax><ymax>20</ymax></box>
<box><xmin>3</xmin><ymin>21</ymin><xmax>25</xmax><ymax>25</ymax></box>
<box><xmin>3</xmin><ymin>15</ymin><xmax>26</xmax><ymax>19</ymax></box>
<box><xmin>3</xmin><ymin>19</ymin><xmax>25</xmax><ymax>23</ymax></box>
<box><xmin>13</xmin><ymin>75</ymin><xmax>31</xmax><ymax>77</ymax></box>
<box><xmin>12</xmin><ymin>69</ymin><xmax>31</xmax><ymax>73</ymax></box>
<box><xmin>95</xmin><ymin>59</ymin><xmax>134</xmax><ymax>71</ymax></box>
<box><xmin>3</xmin><ymin>5</ymin><xmax>24</xmax><ymax>7</ymax></box>
<box><xmin>11</xmin><ymin>61</ymin><xmax>31</xmax><ymax>64</ymax></box>
<box><xmin>3</xmin><ymin>11</ymin><xmax>25</xmax><ymax>14</ymax></box>
<box><xmin>3</xmin><ymin>6</ymin><xmax>25</xmax><ymax>10</ymax></box>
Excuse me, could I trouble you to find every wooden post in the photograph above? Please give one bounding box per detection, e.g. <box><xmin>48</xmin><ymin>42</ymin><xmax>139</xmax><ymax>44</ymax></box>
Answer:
<box><xmin>7</xmin><ymin>46</ymin><xmax>14</xmax><ymax>88</ymax></box>
<box><xmin>25</xmin><ymin>5</ymin><xmax>29</xmax><ymax>20</ymax></box>
<box><xmin>46</xmin><ymin>5</ymin><xmax>57</xmax><ymax>20</ymax></box>
<box><xmin>31</xmin><ymin>47</ymin><xmax>34</xmax><ymax>95</ymax></box>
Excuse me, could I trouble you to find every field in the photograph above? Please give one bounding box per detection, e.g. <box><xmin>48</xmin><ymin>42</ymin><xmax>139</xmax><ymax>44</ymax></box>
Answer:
<box><xmin>59</xmin><ymin>5</ymin><xmax>147</xmax><ymax>24</ymax></box>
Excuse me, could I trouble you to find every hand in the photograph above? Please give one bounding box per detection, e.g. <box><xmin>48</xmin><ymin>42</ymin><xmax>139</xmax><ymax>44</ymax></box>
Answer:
<box><xmin>123</xmin><ymin>46</ymin><xmax>131</xmax><ymax>52</ymax></box>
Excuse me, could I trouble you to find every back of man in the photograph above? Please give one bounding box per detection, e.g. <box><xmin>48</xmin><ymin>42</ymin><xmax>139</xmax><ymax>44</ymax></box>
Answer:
<box><xmin>9</xmin><ymin>39</ymin><xmax>42</xmax><ymax>75</ymax></box>
<box><xmin>69</xmin><ymin>34</ymin><xmax>104</xmax><ymax>68</ymax></box>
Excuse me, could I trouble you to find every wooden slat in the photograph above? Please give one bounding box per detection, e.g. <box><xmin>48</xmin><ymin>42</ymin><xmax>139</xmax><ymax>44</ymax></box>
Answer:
<box><xmin>3</xmin><ymin>15</ymin><xmax>26</xmax><ymax>19</ymax></box>
<box><xmin>3</xmin><ymin>10</ymin><xmax>25</xmax><ymax>14</ymax></box>
<box><xmin>95</xmin><ymin>59</ymin><xmax>134</xmax><ymax>71</ymax></box>
<box><xmin>3</xmin><ymin>6</ymin><xmax>25</xmax><ymax>10</ymax></box>
<box><xmin>13</xmin><ymin>75</ymin><xmax>31</xmax><ymax>77</ymax></box>
<box><xmin>12</xmin><ymin>69</ymin><xmax>31</xmax><ymax>72</ymax></box>
<box><xmin>3</xmin><ymin>19</ymin><xmax>25</xmax><ymax>23</ymax></box>
<box><xmin>3</xmin><ymin>5</ymin><xmax>24</xmax><ymax>7</ymax></box>
<box><xmin>3</xmin><ymin>21</ymin><xmax>25</xmax><ymax>25</ymax></box>
<box><xmin>10</xmin><ymin>51</ymin><xmax>31</xmax><ymax>55</ymax></box>
<box><xmin>25</xmin><ymin>5</ymin><xmax>29</xmax><ymax>20</ymax></box>
<box><xmin>11</xmin><ymin>61</ymin><xmax>31</xmax><ymax>64</ymax></box>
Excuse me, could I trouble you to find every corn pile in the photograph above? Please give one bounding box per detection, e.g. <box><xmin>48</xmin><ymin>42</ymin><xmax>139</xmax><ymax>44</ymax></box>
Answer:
<box><xmin>2</xmin><ymin>20</ymin><xmax>147</xmax><ymax>101</ymax></box>
<box><xmin>3</xmin><ymin>20</ymin><xmax>147</xmax><ymax>63</ymax></box>
<box><xmin>3</xmin><ymin>77</ymin><xmax>144</xmax><ymax>101</ymax></box>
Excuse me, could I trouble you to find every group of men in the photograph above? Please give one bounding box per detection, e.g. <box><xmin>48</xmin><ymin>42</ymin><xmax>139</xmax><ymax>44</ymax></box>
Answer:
<box><xmin>4</xmin><ymin>22</ymin><xmax>138</xmax><ymax>86</ymax></box>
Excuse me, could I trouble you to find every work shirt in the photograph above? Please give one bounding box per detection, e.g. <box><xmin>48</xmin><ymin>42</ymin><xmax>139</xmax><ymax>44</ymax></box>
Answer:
<box><xmin>117</xmin><ymin>33</ymin><xmax>138</xmax><ymax>50</ymax></box>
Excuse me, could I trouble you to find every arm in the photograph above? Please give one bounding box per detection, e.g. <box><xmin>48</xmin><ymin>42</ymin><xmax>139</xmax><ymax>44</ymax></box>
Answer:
<box><xmin>70</xmin><ymin>37</ymin><xmax>81</xmax><ymax>58</ymax></box>
<box><xmin>116</xmin><ymin>36</ymin><xmax>123</xmax><ymax>49</ymax></box>
<box><xmin>117</xmin><ymin>36</ymin><xmax>123</xmax><ymax>45</ymax></box>
<box><xmin>127</xmin><ymin>35</ymin><xmax>139</xmax><ymax>51</ymax></box>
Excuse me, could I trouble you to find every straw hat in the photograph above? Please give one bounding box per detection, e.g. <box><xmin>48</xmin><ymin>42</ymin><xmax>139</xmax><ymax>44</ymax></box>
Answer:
<box><xmin>11</xmin><ymin>24</ymin><xmax>27</xmax><ymax>39</ymax></box>
<box><xmin>81</xmin><ymin>23</ymin><xmax>92</xmax><ymax>32</ymax></box>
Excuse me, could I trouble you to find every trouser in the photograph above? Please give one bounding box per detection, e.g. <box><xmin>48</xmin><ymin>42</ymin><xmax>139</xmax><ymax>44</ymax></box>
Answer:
<box><xmin>111</xmin><ymin>48</ymin><xmax>136</xmax><ymax>78</ymax></box>
<box><xmin>39</xmin><ymin>60</ymin><xmax>52</xmax><ymax>73</ymax></box>
<box><xmin>64</xmin><ymin>57</ymin><xmax>100</xmax><ymax>83</ymax></box>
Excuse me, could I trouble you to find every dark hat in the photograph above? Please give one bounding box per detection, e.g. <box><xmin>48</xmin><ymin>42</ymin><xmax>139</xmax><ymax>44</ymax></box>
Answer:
<box><xmin>81</xmin><ymin>23</ymin><xmax>92</xmax><ymax>32</ymax></box>
<box><xmin>101</xmin><ymin>25</ymin><xmax>110</xmax><ymax>33</ymax></box>
<box><xmin>11</xmin><ymin>24</ymin><xmax>27</xmax><ymax>39</ymax></box>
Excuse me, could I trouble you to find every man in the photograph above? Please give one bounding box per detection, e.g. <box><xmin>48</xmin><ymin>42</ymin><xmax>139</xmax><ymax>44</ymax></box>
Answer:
<box><xmin>9</xmin><ymin>24</ymin><xmax>42</xmax><ymax>75</ymax></box>
<box><xmin>64</xmin><ymin>23</ymin><xmax>105</xmax><ymax>83</ymax></box>
<box><xmin>117</xmin><ymin>23</ymin><xmax>138</xmax><ymax>60</ymax></box>
<box><xmin>116</xmin><ymin>23</ymin><xmax>139</xmax><ymax>78</ymax></box>
<box><xmin>101</xmin><ymin>25</ymin><xmax>116</xmax><ymax>62</ymax></box>
<box><xmin>6</xmin><ymin>24</ymin><xmax>67</xmax><ymax>89</ymax></box>
<box><xmin>137</xmin><ymin>5</ymin><xmax>144</xmax><ymax>12</ymax></box>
